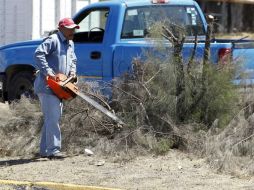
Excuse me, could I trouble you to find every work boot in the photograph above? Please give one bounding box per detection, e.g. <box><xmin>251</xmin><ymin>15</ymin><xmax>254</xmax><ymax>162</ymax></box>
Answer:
<box><xmin>32</xmin><ymin>153</ymin><xmax>48</xmax><ymax>159</ymax></box>
<box><xmin>48</xmin><ymin>152</ymin><xmax>66</xmax><ymax>160</ymax></box>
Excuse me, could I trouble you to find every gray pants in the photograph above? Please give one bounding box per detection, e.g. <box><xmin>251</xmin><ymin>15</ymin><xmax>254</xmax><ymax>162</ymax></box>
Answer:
<box><xmin>38</xmin><ymin>93</ymin><xmax>63</xmax><ymax>156</ymax></box>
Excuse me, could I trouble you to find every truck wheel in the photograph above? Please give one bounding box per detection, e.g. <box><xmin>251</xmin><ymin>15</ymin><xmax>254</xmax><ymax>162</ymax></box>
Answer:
<box><xmin>8</xmin><ymin>72</ymin><xmax>35</xmax><ymax>101</ymax></box>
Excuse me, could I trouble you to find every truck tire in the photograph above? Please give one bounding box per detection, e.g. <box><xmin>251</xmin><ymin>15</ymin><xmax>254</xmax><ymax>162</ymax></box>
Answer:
<box><xmin>8</xmin><ymin>71</ymin><xmax>35</xmax><ymax>101</ymax></box>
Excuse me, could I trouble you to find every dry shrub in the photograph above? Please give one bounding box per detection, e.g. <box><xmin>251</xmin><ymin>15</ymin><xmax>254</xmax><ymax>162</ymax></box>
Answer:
<box><xmin>185</xmin><ymin>62</ymin><xmax>239</xmax><ymax>127</ymax></box>
<box><xmin>204</xmin><ymin>87</ymin><xmax>254</xmax><ymax>176</ymax></box>
<box><xmin>109</xmin><ymin>59</ymin><xmax>202</xmax><ymax>155</ymax></box>
<box><xmin>0</xmin><ymin>97</ymin><xmax>42</xmax><ymax>157</ymax></box>
<box><xmin>0</xmin><ymin>69</ymin><xmax>240</xmax><ymax>165</ymax></box>
<box><xmin>60</xmin><ymin>82</ymin><xmax>153</xmax><ymax>159</ymax></box>
<box><xmin>0</xmin><ymin>82</ymin><xmax>164</xmax><ymax>159</ymax></box>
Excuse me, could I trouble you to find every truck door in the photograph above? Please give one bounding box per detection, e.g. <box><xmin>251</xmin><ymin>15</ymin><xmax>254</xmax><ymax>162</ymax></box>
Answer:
<box><xmin>73</xmin><ymin>8</ymin><xmax>110</xmax><ymax>80</ymax></box>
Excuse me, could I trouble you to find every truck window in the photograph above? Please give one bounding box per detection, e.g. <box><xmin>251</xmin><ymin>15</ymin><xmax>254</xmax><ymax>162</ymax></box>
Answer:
<box><xmin>121</xmin><ymin>6</ymin><xmax>205</xmax><ymax>39</ymax></box>
<box><xmin>74</xmin><ymin>8</ymin><xmax>109</xmax><ymax>43</ymax></box>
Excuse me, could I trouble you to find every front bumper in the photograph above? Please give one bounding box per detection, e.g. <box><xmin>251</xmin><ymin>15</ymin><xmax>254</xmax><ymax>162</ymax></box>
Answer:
<box><xmin>0</xmin><ymin>73</ymin><xmax>7</xmax><ymax>102</ymax></box>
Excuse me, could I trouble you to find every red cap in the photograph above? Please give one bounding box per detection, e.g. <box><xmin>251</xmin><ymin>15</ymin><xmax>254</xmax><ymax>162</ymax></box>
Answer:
<box><xmin>58</xmin><ymin>18</ymin><xmax>80</xmax><ymax>29</ymax></box>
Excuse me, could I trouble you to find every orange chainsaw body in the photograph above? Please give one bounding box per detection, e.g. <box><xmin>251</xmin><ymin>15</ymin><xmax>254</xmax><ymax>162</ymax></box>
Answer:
<box><xmin>46</xmin><ymin>73</ymin><xmax>78</xmax><ymax>100</ymax></box>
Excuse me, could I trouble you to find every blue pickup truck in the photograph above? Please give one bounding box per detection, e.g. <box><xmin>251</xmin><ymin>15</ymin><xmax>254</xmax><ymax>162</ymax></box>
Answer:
<box><xmin>0</xmin><ymin>0</ymin><xmax>253</xmax><ymax>102</ymax></box>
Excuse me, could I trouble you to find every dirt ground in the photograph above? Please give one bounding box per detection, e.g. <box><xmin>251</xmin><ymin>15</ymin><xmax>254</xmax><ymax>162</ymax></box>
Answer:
<box><xmin>0</xmin><ymin>150</ymin><xmax>254</xmax><ymax>190</ymax></box>
<box><xmin>0</xmin><ymin>103</ymin><xmax>254</xmax><ymax>190</ymax></box>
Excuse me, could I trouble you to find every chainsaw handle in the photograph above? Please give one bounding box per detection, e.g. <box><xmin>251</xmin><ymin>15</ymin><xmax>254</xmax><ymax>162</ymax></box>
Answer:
<box><xmin>61</xmin><ymin>76</ymin><xmax>76</xmax><ymax>86</ymax></box>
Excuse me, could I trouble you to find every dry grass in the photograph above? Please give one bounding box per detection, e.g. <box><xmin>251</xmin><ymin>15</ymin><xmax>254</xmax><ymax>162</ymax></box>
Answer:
<box><xmin>0</xmin><ymin>97</ymin><xmax>42</xmax><ymax>157</ymax></box>
<box><xmin>0</xmin><ymin>83</ymin><xmax>165</xmax><ymax>161</ymax></box>
<box><xmin>2</xmin><ymin>87</ymin><xmax>254</xmax><ymax>177</ymax></box>
<box><xmin>204</xmin><ymin>87</ymin><xmax>254</xmax><ymax>176</ymax></box>
<box><xmin>0</xmin><ymin>94</ymin><xmax>202</xmax><ymax>162</ymax></box>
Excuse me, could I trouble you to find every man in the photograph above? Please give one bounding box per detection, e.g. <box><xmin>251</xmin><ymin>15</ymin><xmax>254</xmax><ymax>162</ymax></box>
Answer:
<box><xmin>34</xmin><ymin>18</ymin><xmax>79</xmax><ymax>159</ymax></box>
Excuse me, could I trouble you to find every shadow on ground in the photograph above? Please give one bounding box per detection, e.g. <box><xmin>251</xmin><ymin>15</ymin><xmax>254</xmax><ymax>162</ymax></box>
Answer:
<box><xmin>0</xmin><ymin>157</ymin><xmax>48</xmax><ymax>167</ymax></box>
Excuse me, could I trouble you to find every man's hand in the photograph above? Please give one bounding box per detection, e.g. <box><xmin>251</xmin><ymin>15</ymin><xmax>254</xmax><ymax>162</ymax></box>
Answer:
<box><xmin>69</xmin><ymin>72</ymin><xmax>76</xmax><ymax>78</ymax></box>
<box><xmin>46</xmin><ymin>74</ymin><xmax>60</xmax><ymax>82</ymax></box>
<box><xmin>69</xmin><ymin>73</ymin><xmax>77</xmax><ymax>83</ymax></box>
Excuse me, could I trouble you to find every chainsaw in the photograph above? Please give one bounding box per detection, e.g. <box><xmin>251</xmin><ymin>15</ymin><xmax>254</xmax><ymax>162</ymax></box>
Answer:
<box><xmin>46</xmin><ymin>73</ymin><xmax>124</xmax><ymax>125</ymax></box>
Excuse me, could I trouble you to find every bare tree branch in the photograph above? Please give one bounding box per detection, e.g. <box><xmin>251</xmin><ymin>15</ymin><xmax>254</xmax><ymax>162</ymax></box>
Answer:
<box><xmin>187</xmin><ymin>33</ymin><xmax>198</xmax><ymax>74</ymax></box>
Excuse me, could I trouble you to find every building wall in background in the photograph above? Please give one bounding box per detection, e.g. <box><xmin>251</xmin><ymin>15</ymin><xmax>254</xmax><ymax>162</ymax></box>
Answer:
<box><xmin>0</xmin><ymin>0</ymin><xmax>96</xmax><ymax>46</ymax></box>
<box><xmin>0</xmin><ymin>0</ymin><xmax>32</xmax><ymax>45</ymax></box>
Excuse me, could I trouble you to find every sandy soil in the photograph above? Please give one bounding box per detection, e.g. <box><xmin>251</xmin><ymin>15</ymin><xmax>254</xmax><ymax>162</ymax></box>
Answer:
<box><xmin>0</xmin><ymin>150</ymin><xmax>254</xmax><ymax>189</ymax></box>
<box><xmin>0</xmin><ymin>103</ymin><xmax>254</xmax><ymax>190</ymax></box>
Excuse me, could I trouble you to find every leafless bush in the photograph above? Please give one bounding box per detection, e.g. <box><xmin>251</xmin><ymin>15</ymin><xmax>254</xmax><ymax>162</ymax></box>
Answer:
<box><xmin>0</xmin><ymin>97</ymin><xmax>42</xmax><ymax>157</ymax></box>
<box><xmin>204</xmin><ymin>88</ymin><xmax>254</xmax><ymax>176</ymax></box>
